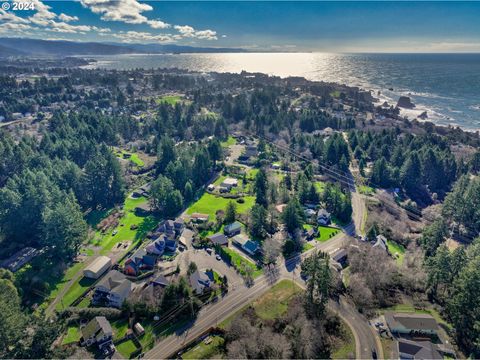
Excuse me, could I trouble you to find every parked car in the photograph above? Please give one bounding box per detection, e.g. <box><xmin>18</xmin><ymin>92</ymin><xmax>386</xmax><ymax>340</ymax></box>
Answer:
<box><xmin>216</xmin><ymin>254</ymin><xmax>221</xmax><ymax>261</ymax></box>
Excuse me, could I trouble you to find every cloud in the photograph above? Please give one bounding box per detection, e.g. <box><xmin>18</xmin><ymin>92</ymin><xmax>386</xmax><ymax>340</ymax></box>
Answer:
<box><xmin>174</xmin><ymin>25</ymin><xmax>217</xmax><ymax>40</ymax></box>
<box><xmin>80</xmin><ymin>0</ymin><xmax>170</xmax><ymax>29</ymax></box>
<box><xmin>0</xmin><ymin>1</ymin><xmax>111</xmax><ymax>35</ymax></box>
<box><xmin>112</xmin><ymin>30</ymin><xmax>174</xmax><ymax>43</ymax></box>
<box><xmin>1</xmin><ymin>0</ymin><xmax>217</xmax><ymax>44</ymax></box>
<box><xmin>58</xmin><ymin>13</ymin><xmax>79</xmax><ymax>22</ymax></box>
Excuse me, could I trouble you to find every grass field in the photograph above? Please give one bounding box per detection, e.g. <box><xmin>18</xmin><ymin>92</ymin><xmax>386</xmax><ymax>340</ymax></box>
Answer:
<box><xmin>56</xmin><ymin>277</ymin><xmax>95</xmax><ymax>310</ymax></box>
<box><xmin>92</xmin><ymin>196</ymin><xmax>158</xmax><ymax>254</ymax></box>
<box><xmin>156</xmin><ymin>95</ymin><xmax>182</xmax><ymax>105</ymax></box>
<box><xmin>332</xmin><ymin>321</ymin><xmax>356</xmax><ymax>359</ymax></box>
<box><xmin>221</xmin><ymin>136</ymin><xmax>237</xmax><ymax>147</ymax></box>
<box><xmin>116</xmin><ymin>150</ymin><xmax>145</xmax><ymax>167</ymax></box>
<box><xmin>187</xmin><ymin>193</ymin><xmax>255</xmax><ymax>218</ymax></box>
<box><xmin>358</xmin><ymin>185</ymin><xmax>375</xmax><ymax>196</ymax></box>
<box><xmin>386</xmin><ymin>239</ymin><xmax>405</xmax><ymax>265</ymax></box>
<box><xmin>252</xmin><ymin>280</ymin><xmax>302</xmax><ymax>320</ymax></box>
<box><xmin>302</xmin><ymin>242</ymin><xmax>314</xmax><ymax>252</ymax></box>
<box><xmin>182</xmin><ymin>336</ymin><xmax>225</xmax><ymax>359</ymax></box>
<box><xmin>304</xmin><ymin>224</ymin><xmax>341</xmax><ymax>242</ymax></box>
<box><xmin>223</xmin><ymin>247</ymin><xmax>263</xmax><ymax>278</ymax></box>
<box><xmin>62</xmin><ymin>326</ymin><xmax>81</xmax><ymax>345</ymax></box>
<box><xmin>116</xmin><ymin>339</ymin><xmax>139</xmax><ymax>359</ymax></box>
<box><xmin>315</xmin><ymin>181</ymin><xmax>327</xmax><ymax>193</ymax></box>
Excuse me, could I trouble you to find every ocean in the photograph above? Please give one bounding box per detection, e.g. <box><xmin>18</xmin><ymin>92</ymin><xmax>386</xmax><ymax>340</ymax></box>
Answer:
<box><xmin>82</xmin><ymin>53</ymin><xmax>480</xmax><ymax>130</ymax></box>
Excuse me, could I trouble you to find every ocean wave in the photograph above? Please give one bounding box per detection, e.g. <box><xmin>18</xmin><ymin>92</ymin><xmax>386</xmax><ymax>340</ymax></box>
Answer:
<box><xmin>469</xmin><ymin>104</ymin><xmax>480</xmax><ymax>111</ymax></box>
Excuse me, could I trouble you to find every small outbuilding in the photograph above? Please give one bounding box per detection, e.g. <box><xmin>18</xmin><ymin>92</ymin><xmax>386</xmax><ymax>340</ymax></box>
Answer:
<box><xmin>83</xmin><ymin>256</ymin><xmax>112</xmax><ymax>279</ymax></box>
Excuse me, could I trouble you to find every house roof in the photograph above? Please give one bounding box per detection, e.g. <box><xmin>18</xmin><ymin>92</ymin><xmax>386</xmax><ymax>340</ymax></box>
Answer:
<box><xmin>373</xmin><ymin>235</ymin><xmax>388</xmax><ymax>251</ymax></box>
<box><xmin>332</xmin><ymin>249</ymin><xmax>348</xmax><ymax>262</ymax></box>
<box><xmin>1</xmin><ymin>247</ymin><xmax>40</xmax><ymax>272</ymax></box>
<box><xmin>385</xmin><ymin>312</ymin><xmax>439</xmax><ymax>332</ymax></box>
<box><xmin>317</xmin><ymin>208</ymin><xmax>331</xmax><ymax>218</ymax></box>
<box><xmin>222</xmin><ymin>177</ymin><xmax>238</xmax><ymax>186</ymax></box>
<box><xmin>151</xmin><ymin>275</ymin><xmax>169</xmax><ymax>287</ymax></box>
<box><xmin>224</xmin><ymin>221</ymin><xmax>241</xmax><ymax>233</ymax></box>
<box><xmin>191</xmin><ymin>213</ymin><xmax>209</xmax><ymax>220</ymax></box>
<box><xmin>84</xmin><ymin>256</ymin><xmax>112</xmax><ymax>274</ymax></box>
<box><xmin>243</xmin><ymin>240</ymin><xmax>259</xmax><ymax>254</ymax></box>
<box><xmin>233</xmin><ymin>234</ymin><xmax>249</xmax><ymax>247</ymax></box>
<box><xmin>81</xmin><ymin>316</ymin><xmax>112</xmax><ymax>341</ymax></box>
<box><xmin>208</xmin><ymin>233</ymin><xmax>228</xmax><ymax>246</ymax></box>
<box><xmin>398</xmin><ymin>339</ymin><xmax>442</xmax><ymax>359</ymax></box>
<box><xmin>189</xmin><ymin>270</ymin><xmax>211</xmax><ymax>293</ymax></box>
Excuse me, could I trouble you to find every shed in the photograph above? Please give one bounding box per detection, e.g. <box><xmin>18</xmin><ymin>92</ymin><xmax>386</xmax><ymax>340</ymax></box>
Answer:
<box><xmin>83</xmin><ymin>256</ymin><xmax>112</xmax><ymax>279</ymax></box>
<box><xmin>134</xmin><ymin>323</ymin><xmax>145</xmax><ymax>336</ymax></box>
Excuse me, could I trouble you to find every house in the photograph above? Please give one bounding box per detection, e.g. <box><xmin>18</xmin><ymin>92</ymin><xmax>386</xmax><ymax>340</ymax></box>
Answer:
<box><xmin>139</xmin><ymin>183</ymin><xmax>151</xmax><ymax>197</ymax></box>
<box><xmin>0</xmin><ymin>247</ymin><xmax>40</xmax><ymax>273</ymax></box>
<box><xmin>124</xmin><ymin>249</ymin><xmax>156</xmax><ymax>276</ymax></box>
<box><xmin>224</xmin><ymin>221</ymin><xmax>242</xmax><ymax>237</ymax></box>
<box><xmin>189</xmin><ymin>269</ymin><xmax>211</xmax><ymax>294</ymax></box>
<box><xmin>165</xmin><ymin>238</ymin><xmax>178</xmax><ymax>252</ymax></box>
<box><xmin>80</xmin><ymin>316</ymin><xmax>114</xmax><ymax>352</ymax></box>
<box><xmin>245</xmin><ymin>144</ymin><xmax>258</xmax><ymax>158</ymax></box>
<box><xmin>373</xmin><ymin>235</ymin><xmax>388</xmax><ymax>252</ymax></box>
<box><xmin>151</xmin><ymin>274</ymin><xmax>169</xmax><ymax>287</ymax></box>
<box><xmin>397</xmin><ymin>339</ymin><xmax>442</xmax><ymax>360</ymax></box>
<box><xmin>304</xmin><ymin>208</ymin><xmax>317</xmax><ymax>217</ymax></box>
<box><xmin>191</xmin><ymin>213</ymin><xmax>209</xmax><ymax>223</ymax></box>
<box><xmin>220</xmin><ymin>177</ymin><xmax>238</xmax><ymax>190</ymax></box>
<box><xmin>317</xmin><ymin>209</ymin><xmax>331</xmax><ymax>225</ymax></box>
<box><xmin>331</xmin><ymin>249</ymin><xmax>348</xmax><ymax>267</ymax></box>
<box><xmin>208</xmin><ymin>233</ymin><xmax>228</xmax><ymax>246</ymax></box>
<box><xmin>93</xmin><ymin>270</ymin><xmax>133</xmax><ymax>308</ymax></box>
<box><xmin>146</xmin><ymin>236</ymin><xmax>166</xmax><ymax>256</ymax></box>
<box><xmin>385</xmin><ymin>312</ymin><xmax>439</xmax><ymax>336</ymax></box>
<box><xmin>233</xmin><ymin>234</ymin><xmax>260</xmax><ymax>256</ymax></box>
<box><xmin>304</xmin><ymin>227</ymin><xmax>318</xmax><ymax>240</ymax></box>
<box><xmin>83</xmin><ymin>256</ymin><xmax>112</xmax><ymax>279</ymax></box>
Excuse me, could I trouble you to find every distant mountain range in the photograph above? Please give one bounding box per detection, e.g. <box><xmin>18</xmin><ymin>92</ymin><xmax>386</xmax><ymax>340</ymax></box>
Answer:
<box><xmin>0</xmin><ymin>37</ymin><xmax>247</xmax><ymax>57</ymax></box>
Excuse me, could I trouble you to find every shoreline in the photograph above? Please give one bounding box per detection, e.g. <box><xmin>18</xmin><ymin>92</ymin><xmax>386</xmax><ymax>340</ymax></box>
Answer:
<box><xmin>81</xmin><ymin>56</ymin><xmax>480</xmax><ymax>133</ymax></box>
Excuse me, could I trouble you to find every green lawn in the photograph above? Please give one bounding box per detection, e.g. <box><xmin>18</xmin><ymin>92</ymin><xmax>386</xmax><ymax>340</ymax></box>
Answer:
<box><xmin>116</xmin><ymin>339</ymin><xmax>139</xmax><ymax>359</ymax></box>
<box><xmin>246</xmin><ymin>168</ymin><xmax>259</xmax><ymax>180</ymax></box>
<box><xmin>332</xmin><ymin>321</ymin><xmax>356</xmax><ymax>359</ymax></box>
<box><xmin>182</xmin><ymin>336</ymin><xmax>225</xmax><ymax>359</ymax></box>
<box><xmin>315</xmin><ymin>181</ymin><xmax>326</xmax><ymax>193</ymax></box>
<box><xmin>358</xmin><ymin>185</ymin><xmax>375</xmax><ymax>196</ymax></box>
<box><xmin>156</xmin><ymin>95</ymin><xmax>182</xmax><ymax>105</ymax></box>
<box><xmin>386</xmin><ymin>239</ymin><xmax>406</xmax><ymax>265</ymax></box>
<box><xmin>116</xmin><ymin>150</ymin><xmax>145</xmax><ymax>167</ymax></box>
<box><xmin>56</xmin><ymin>276</ymin><xmax>95</xmax><ymax>310</ymax></box>
<box><xmin>253</xmin><ymin>280</ymin><xmax>301</xmax><ymax>320</ymax></box>
<box><xmin>221</xmin><ymin>136</ymin><xmax>237</xmax><ymax>147</ymax></box>
<box><xmin>62</xmin><ymin>326</ymin><xmax>81</xmax><ymax>345</ymax></box>
<box><xmin>92</xmin><ymin>196</ymin><xmax>159</xmax><ymax>254</ymax></box>
<box><xmin>304</xmin><ymin>224</ymin><xmax>341</xmax><ymax>242</ymax></box>
<box><xmin>302</xmin><ymin>242</ymin><xmax>314</xmax><ymax>252</ymax></box>
<box><xmin>223</xmin><ymin>247</ymin><xmax>263</xmax><ymax>278</ymax></box>
<box><xmin>187</xmin><ymin>193</ymin><xmax>255</xmax><ymax>219</ymax></box>
<box><xmin>330</xmin><ymin>90</ymin><xmax>341</xmax><ymax>98</ymax></box>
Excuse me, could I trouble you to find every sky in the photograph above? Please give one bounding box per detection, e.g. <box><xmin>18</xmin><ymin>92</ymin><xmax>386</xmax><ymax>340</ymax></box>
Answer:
<box><xmin>0</xmin><ymin>1</ymin><xmax>480</xmax><ymax>52</ymax></box>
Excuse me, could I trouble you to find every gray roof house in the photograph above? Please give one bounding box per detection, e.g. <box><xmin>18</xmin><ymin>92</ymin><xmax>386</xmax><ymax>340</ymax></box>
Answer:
<box><xmin>81</xmin><ymin>316</ymin><xmax>113</xmax><ymax>350</ymax></box>
<box><xmin>224</xmin><ymin>221</ymin><xmax>242</xmax><ymax>237</ymax></box>
<box><xmin>373</xmin><ymin>235</ymin><xmax>388</xmax><ymax>252</ymax></box>
<box><xmin>208</xmin><ymin>233</ymin><xmax>228</xmax><ymax>246</ymax></box>
<box><xmin>385</xmin><ymin>312</ymin><xmax>439</xmax><ymax>336</ymax></box>
<box><xmin>397</xmin><ymin>339</ymin><xmax>442</xmax><ymax>360</ymax></box>
<box><xmin>189</xmin><ymin>270</ymin><xmax>211</xmax><ymax>294</ymax></box>
<box><xmin>317</xmin><ymin>209</ymin><xmax>331</xmax><ymax>225</ymax></box>
<box><xmin>94</xmin><ymin>270</ymin><xmax>133</xmax><ymax>308</ymax></box>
